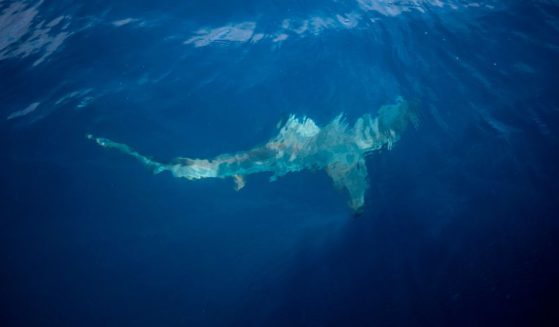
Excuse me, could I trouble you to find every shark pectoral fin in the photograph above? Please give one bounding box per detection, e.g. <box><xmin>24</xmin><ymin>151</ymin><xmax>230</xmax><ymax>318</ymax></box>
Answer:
<box><xmin>233</xmin><ymin>175</ymin><xmax>246</xmax><ymax>191</ymax></box>
<box><xmin>153</xmin><ymin>165</ymin><xmax>166</xmax><ymax>174</ymax></box>
<box><xmin>325</xmin><ymin>158</ymin><xmax>369</xmax><ymax>211</ymax></box>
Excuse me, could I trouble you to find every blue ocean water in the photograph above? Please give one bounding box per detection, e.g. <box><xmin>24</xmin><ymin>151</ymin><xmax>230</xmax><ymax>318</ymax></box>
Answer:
<box><xmin>1</xmin><ymin>0</ymin><xmax>559</xmax><ymax>326</ymax></box>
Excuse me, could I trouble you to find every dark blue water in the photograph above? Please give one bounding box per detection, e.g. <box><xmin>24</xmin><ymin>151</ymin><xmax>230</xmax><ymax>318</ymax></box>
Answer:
<box><xmin>1</xmin><ymin>1</ymin><xmax>559</xmax><ymax>326</ymax></box>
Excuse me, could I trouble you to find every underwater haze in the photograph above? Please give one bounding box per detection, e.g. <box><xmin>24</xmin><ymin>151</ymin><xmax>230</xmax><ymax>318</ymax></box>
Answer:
<box><xmin>1</xmin><ymin>0</ymin><xmax>559</xmax><ymax>326</ymax></box>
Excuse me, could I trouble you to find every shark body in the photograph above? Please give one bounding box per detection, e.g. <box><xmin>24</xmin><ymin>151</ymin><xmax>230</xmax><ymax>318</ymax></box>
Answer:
<box><xmin>89</xmin><ymin>97</ymin><xmax>417</xmax><ymax>211</ymax></box>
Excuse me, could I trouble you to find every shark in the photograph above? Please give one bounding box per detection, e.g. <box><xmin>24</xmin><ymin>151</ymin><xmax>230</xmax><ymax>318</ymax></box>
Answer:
<box><xmin>88</xmin><ymin>97</ymin><xmax>418</xmax><ymax>212</ymax></box>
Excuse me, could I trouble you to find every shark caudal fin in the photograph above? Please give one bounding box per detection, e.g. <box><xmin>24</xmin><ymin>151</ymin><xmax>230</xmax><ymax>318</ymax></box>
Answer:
<box><xmin>86</xmin><ymin>134</ymin><xmax>167</xmax><ymax>174</ymax></box>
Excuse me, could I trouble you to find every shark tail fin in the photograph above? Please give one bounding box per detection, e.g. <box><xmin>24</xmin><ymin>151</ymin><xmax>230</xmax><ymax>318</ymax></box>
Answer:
<box><xmin>87</xmin><ymin>134</ymin><xmax>167</xmax><ymax>174</ymax></box>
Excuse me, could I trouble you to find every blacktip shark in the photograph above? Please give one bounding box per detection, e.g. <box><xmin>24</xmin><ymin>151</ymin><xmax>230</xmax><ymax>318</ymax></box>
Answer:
<box><xmin>88</xmin><ymin>97</ymin><xmax>418</xmax><ymax>212</ymax></box>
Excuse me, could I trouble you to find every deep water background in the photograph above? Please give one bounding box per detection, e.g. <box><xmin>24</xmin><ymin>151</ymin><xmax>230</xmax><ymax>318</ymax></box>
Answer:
<box><xmin>1</xmin><ymin>1</ymin><xmax>559</xmax><ymax>326</ymax></box>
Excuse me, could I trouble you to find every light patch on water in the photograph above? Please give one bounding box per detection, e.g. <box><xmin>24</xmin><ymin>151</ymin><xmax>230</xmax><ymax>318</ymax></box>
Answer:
<box><xmin>358</xmin><ymin>0</ymin><xmax>409</xmax><ymax>16</ymax></box>
<box><xmin>177</xmin><ymin>1</ymin><xmax>497</xmax><ymax>49</ymax></box>
<box><xmin>336</xmin><ymin>13</ymin><xmax>361</xmax><ymax>29</ymax></box>
<box><xmin>55</xmin><ymin>88</ymin><xmax>94</xmax><ymax>108</ymax></box>
<box><xmin>55</xmin><ymin>88</ymin><xmax>93</xmax><ymax>105</ymax></box>
<box><xmin>278</xmin><ymin>18</ymin><xmax>307</xmax><ymax>35</ymax></box>
<box><xmin>272</xmin><ymin>33</ymin><xmax>288</xmax><ymax>43</ymax></box>
<box><xmin>0</xmin><ymin>2</ymin><xmax>41</xmax><ymax>54</ymax></box>
<box><xmin>112</xmin><ymin>18</ymin><xmax>140</xmax><ymax>27</ymax></box>
<box><xmin>356</xmin><ymin>0</ymin><xmax>497</xmax><ymax>16</ymax></box>
<box><xmin>279</xmin><ymin>15</ymin><xmax>347</xmax><ymax>37</ymax></box>
<box><xmin>250</xmin><ymin>33</ymin><xmax>265</xmax><ymax>43</ymax></box>
<box><xmin>184</xmin><ymin>22</ymin><xmax>256</xmax><ymax>47</ymax></box>
<box><xmin>181</xmin><ymin>0</ymin><xmax>495</xmax><ymax>49</ymax></box>
<box><xmin>308</xmin><ymin>16</ymin><xmax>337</xmax><ymax>35</ymax></box>
<box><xmin>184</xmin><ymin>12</ymin><xmax>362</xmax><ymax>48</ymax></box>
<box><xmin>0</xmin><ymin>1</ymin><xmax>73</xmax><ymax>66</ymax></box>
<box><xmin>76</xmin><ymin>96</ymin><xmax>95</xmax><ymax>109</ymax></box>
<box><xmin>32</xmin><ymin>30</ymin><xmax>71</xmax><ymax>66</ymax></box>
<box><xmin>6</xmin><ymin>102</ymin><xmax>39</xmax><ymax>120</ymax></box>
<box><xmin>465</xmin><ymin>2</ymin><xmax>480</xmax><ymax>7</ymax></box>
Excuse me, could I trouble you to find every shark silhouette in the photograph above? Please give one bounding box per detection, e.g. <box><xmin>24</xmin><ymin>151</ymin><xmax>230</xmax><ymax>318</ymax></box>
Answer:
<box><xmin>88</xmin><ymin>97</ymin><xmax>417</xmax><ymax>211</ymax></box>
